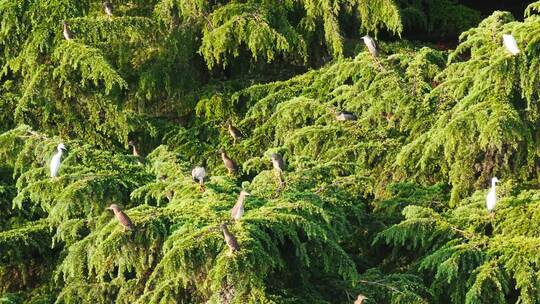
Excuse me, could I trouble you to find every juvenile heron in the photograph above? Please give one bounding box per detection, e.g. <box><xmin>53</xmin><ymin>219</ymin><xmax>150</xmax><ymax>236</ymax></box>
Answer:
<box><xmin>219</xmin><ymin>148</ymin><xmax>238</xmax><ymax>175</ymax></box>
<box><xmin>108</xmin><ymin>204</ymin><xmax>134</xmax><ymax>232</ymax></box>
<box><xmin>227</xmin><ymin>121</ymin><xmax>243</xmax><ymax>145</ymax></box>
<box><xmin>191</xmin><ymin>166</ymin><xmax>206</xmax><ymax>191</ymax></box>
<box><xmin>62</xmin><ymin>21</ymin><xmax>72</xmax><ymax>40</ymax></box>
<box><xmin>220</xmin><ymin>223</ymin><xmax>240</xmax><ymax>254</ymax></box>
<box><xmin>486</xmin><ymin>177</ymin><xmax>499</xmax><ymax>215</ymax></box>
<box><xmin>231</xmin><ymin>190</ymin><xmax>251</xmax><ymax>221</ymax></box>
<box><xmin>502</xmin><ymin>34</ymin><xmax>520</xmax><ymax>55</ymax></box>
<box><xmin>50</xmin><ymin>143</ymin><xmax>67</xmax><ymax>178</ymax></box>
<box><xmin>103</xmin><ymin>1</ymin><xmax>113</xmax><ymax>17</ymax></box>
<box><xmin>336</xmin><ymin>111</ymin><xmax>357</xmax><ymax>121</ymax></box>
<box><xmin>361</xmin><ymin>35</ymin><xmax>378</xmax><ymax>57</ymax></box>
<box><xmin>354</xmin><ymin>294</ymin><xmax>368</xmax><ymax>304</ymax></box>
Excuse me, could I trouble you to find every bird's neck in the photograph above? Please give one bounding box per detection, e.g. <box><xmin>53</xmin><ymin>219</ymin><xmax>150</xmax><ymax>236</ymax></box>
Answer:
<box><xmin>491</xmin><ymin>181</ymin><xmax>497</xmax><ymax>189</ymax></box>
<box><xmin>237</xmin><ymin>194</ymin><xmax>246</xmax><ymax>205</ymax></box>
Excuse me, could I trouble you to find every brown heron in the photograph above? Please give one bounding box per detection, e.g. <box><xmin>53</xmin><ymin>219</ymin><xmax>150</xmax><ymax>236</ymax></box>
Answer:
<box><xmin>219</xmin><ymin>148</ymin><xmax>238</xmax><ymax>175</ymax></box>
<box><xmin>62</xmin><ymin>21</ymin><xmax>72</xmax><ymax>40</ymax></box>
<box><xmin>108</xmin><ymin>204</ymin><xmax>134</xmax><ymax>232</ymax></box>
<box><xmin>103</xmin><ymin>1</ymin><xmax>113</xmax><ymax>17</ymax></box>
<box><xmin>220</xmin><ymin>223</ymin><xmax>240</xmax><ymax>254</ymax></box>
<box><xmin>227</xmin><ymin>121</ymin><xmax>243</xmax><ymax>145</ymax></box>
<box><xmin>231</xmin><ymin>190</ymin><xmax>250</xmax><ymax>221</ymax></box>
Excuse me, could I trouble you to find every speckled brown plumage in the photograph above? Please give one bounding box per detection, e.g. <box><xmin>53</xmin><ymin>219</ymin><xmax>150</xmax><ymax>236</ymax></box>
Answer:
<box><xmin>108</xmin><ymin>204</ymin><xmax>134</xmax><ymax>232</ymax></box>
<box><xmin>220</xmin><ymin>149</ymin><xmax>238</xmax><ymax>175</ymax></box>
<box><xmin>220</xmin><ymin>223</ymin><xmax>240</xmax><ymax>253</ymax></box>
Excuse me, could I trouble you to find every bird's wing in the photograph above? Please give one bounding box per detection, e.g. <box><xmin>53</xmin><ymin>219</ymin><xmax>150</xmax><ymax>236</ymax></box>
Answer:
<box><xmin>117</xmin><ymin>211</ymin><xmax>134</xmax><ymax>229</ymax></box>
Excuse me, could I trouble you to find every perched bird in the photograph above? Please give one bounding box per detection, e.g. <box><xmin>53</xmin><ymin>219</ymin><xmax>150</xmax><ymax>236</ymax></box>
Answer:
<box><xmin>227</xmin><ymin>121</ymin><xmax>243</xmax><ymax>145</ymax></box>
<box><xmin>50</xmin><ymin>143</ymin><xmax>67</xmax><ymax>178</ymax></box>
<box><xmin>191</xmin><ymin>166</ymin><xmax>206</xmax><ymax>191</ymax></box>
<box><xmin>336</xmin><ymin>111</ymin><xmax>357</xmax><ymax>121</ymax></box>
<box><xmin>361</xmin><ymin>35</ymin><xmax>378</xmax><ymax>57</ymax></box>
<box><xmin>108</xmin><ymin>204</ymin><xmax>134</xmax><ymax>232</ymax></box>
<box><xmin>103</xmin><ymin>1</ymin><xmax>113</xmax><ymax>17</ymax></box>
<box><xmin>486</xmin><ymin>177</ymin><xmax>499</xmax><ymax>214</ymax></box>
<box><xmin>502</xmin><ymin>34</ymin><xmax>520</xmax><ymax>56</ymax></box>
<box><xmin>354</xmin><ymin>294</ymin><xmax>368</xmax><ymax>304</ymax></box>
<box><xmin>270</xmin><ymin>152</ymin><xmax>285</xmax><ymax>174</ymax></box>
<box><xmin>231</xmin><ymin>190</ymin><xmax>251</xmax><ymax>221</ymax></box>
<box><xmin>220</xmin><ymin>223</ymin><xmax>240</xmax><ymax>253</ymax></box>
<box><xmin>128</xmin><ymin>140</ymin><xmax>140</xmax><ymax>157</ymax></box>
<box><xmin>219</xmin><ymin>148</ymin><xmax>238</xmax><ymax>175</ymax></box>
<box><xmin>62</xmin><ymin>21</ymin><xmax>72</xmax><ymax>40</ymax></box>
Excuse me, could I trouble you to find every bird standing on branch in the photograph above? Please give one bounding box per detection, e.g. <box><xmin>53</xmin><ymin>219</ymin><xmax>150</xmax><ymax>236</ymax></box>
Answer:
<box><xmin>108</xmin><ymin>204</ymin><xmax>134</xmax><ymax>232</ymax></box>
<box><xmin>103</xmin><ymin>1</ymin><xmax>114</xmax><ymax>17</ymax></box>
<box><xmin>62</xmin><ymin>21</ymin><xmax>72</xmax><ymax>40</ymax></box>
<box><xmin>220</xmin><ymin>223</ymin><xmax>240</xmax><ymax>254</ymax></box>
<box><xmin>486</xmin><ymin>177</ymin><xmax>499</xmax><ymax>216</ymax></box>
<box><xmin>361</xmin><ymin>35</ymin><xmax>379</xmax><ymax>57</ymax></box>
<box><xmin>231</xmin><ymin>190</ymin><xmax>250</xmax><ymax>222</ymax></box>
<box><xmin>227</xmin><ymin>120</ymin><xmax>243</xmax><ymax>145</ymax></box>
<box><xmin>220</xmin><ymin>148</ymin><xmax>238</xmax><ymax>176</ymax></box>
<box><xmin>50</xmin><ymin>143</ymin><xmax>67</xmax><ymax>178</ymax></box>
<box><xmin>502</xmin><ymin>34</ymin><xmax>520</xmax><ymax>55</ymax></box>
<box><xmin>270</xmin><ymin>152</ymin><xmax>285</xmax><ymax>187</ymax></box>
<box><xmin>191</xmin><ymin>166</ymin><xmax>206</xmax><ymax>192</ymax></box>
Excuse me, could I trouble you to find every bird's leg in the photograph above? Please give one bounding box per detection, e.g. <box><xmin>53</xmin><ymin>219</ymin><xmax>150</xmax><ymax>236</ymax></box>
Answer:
<box><xmin>123</xmin><ymin>225</ymin><xmax>126</xmax><ymax>232</ymax></box>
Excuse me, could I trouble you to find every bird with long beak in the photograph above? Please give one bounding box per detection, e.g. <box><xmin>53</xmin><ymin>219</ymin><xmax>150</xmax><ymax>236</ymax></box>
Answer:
<box><xmin>220</xmin><ymin>223</ymin><xmax>240</xmax><ymax>254</ymax></box>
<box><xmin>502</xmin><ymin>34</ymin><xmax>520</xmax><ymax>56</ymax></box>
<box><xmin>191</xmin><ymin>166</ymin><xmax>206</xmax><ymax>192</ymax></box>
<box><xmin>103</xmin><ymin>1</ymin><xmax>113</xmax><ymax>17</ymax></box>
<box><xmin>219</xmin><ymin>148</ymin><xmax>238</xmax><ymax>176</ymax></box>
<box><xmin>226</xmin><ymin>120</ymin><xmax>243</xmax><ymax>145</ymax></box>
<box><xmin>108</xmin><ymin>204</ymin><xmax>134</xmax><ymax>232</ymax></box>
<box><xmin>486</xmin><ymin>177</ymin><xmax>499</xmax><ymax>217</ymax></box>
<box><xmin>50</xmin><ymin>143</ymin><xmax>67</xmax><ymax>178</ymax></box>
<box><xmin>354</xmin><ymin>294</ymin><xmax>368</xmax><ymax>304</ymax></box>
<box><xmin>231</xmin><ymin>190</ymin><xmax>250</xmax><ymax>221</ymax></box>
<box><xmin>62</xmin><ymin>21</ymin><xmax>72</xmax><ymax>40</ymax></box>
<box><xmin>270</xmin><ymin>152</ymin><xmax>285</xmax><ymax>186</ymax></box>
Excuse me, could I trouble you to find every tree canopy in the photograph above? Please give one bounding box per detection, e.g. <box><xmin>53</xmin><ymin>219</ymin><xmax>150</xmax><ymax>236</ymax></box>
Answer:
<box><xmin>1</xmin><ymin>0</ymin><xmax>540</xmax><ymax>303</ymax></box>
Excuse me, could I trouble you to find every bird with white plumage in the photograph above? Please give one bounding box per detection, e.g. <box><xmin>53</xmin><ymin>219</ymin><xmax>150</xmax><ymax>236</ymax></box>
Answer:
<box><xmin>502</xmin><ymin>34</ymin><xmax>520</xmax><ymax>56</ymax></box>
<box><xmin>50</xmin><ymin>143</ymin><xmax>67</xmax><ymax>178</ymax></box>
<box><xmin>191</xmin><ymin>166</ymin><xmax>206</xmax><ymax>191</ymax></box>
<box><xmin>486</xmin><ymin>177</ymin><xmax>499</xmax><ymax>215</ymax></box>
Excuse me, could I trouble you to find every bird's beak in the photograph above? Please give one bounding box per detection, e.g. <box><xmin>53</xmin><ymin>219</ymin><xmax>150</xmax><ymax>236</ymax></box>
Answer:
<box><xmin>245</xmin><ymin>192</ymin><xmax>251</xmax><ymax>196</ymax></box>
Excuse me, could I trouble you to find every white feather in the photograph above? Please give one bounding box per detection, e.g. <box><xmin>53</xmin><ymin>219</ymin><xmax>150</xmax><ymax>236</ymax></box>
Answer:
<box><xmin>502</xmin><ymin>34</ymin><xmax>520</xmax><ymax>55</ymax></box>
<box><xmin>50</xmin><ymin>143</ymin><xmax>66</xmax><ymax>177</ymax></box>
<box><xmin>191</xmin><ymin>166</ymin><xmax>206</xmax><ymax>183</ymax></box>
<box><xmin>486</xmin><ymin>177</ymin><xmax>499</xmax><ymax>213</ymax></box>
<box><xmin>362</xmin><ymin>35</ymin><xmax>379</xmax><ymax>57</ymax></box>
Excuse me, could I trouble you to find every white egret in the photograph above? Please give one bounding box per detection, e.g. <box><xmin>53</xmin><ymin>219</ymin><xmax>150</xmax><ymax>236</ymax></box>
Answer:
<box><xmin>502</xmin><ymin>34</ymin><xmax>520</xmax><ymax>55</ymax></box>
<box><xmin>361</xmin><ymin>35</ymin><xmax>379</xmax><ymax>57</ymax></box>
<box><xmin>50</xmin><ymin>143</ymin><xmax>67</xmax><ymax>178</ymax></box>
<box><xmin>231</xmin><ymin>190</ymin><xmax>250</xmax><ymax>221</ymax></box>
<box><xmin>486</xmin><ymin>177</ymin><xmax>499</xmax><ymax>214</ymax></box>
